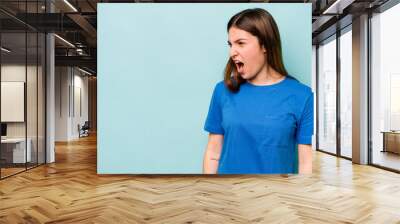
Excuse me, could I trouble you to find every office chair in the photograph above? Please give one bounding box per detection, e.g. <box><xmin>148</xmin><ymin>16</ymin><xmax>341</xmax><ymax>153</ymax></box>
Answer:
<box><xmin>79</xmin><ymin>121</ymin><xmax>90</xmax><ymax>138</ymax></box>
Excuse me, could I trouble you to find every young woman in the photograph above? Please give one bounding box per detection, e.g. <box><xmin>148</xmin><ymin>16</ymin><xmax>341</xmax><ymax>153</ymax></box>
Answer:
<box><xmin>203</xmin><ymin>8</ymin><xmax>313</xmax><ymax>174</ymax></box>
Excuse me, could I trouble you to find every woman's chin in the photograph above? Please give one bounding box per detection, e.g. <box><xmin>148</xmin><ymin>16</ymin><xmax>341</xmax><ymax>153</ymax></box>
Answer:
<box><xmin>240</xmin><ymin>73</ymin><xmax>252</xmax><ymax>80</ymax></box>
<box><xmin>239</xmin><ymin>73</ymin><xmax>248</xmax><ymax>79</ymax></box>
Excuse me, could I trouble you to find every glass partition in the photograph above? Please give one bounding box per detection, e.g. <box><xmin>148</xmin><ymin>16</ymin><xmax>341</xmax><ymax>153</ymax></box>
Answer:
<box><xmin>1</xmin><ymin>31</ymin><xmax>28</xmax><ymax>178</ymax></box>
<box><xmin>371</xmin><ymin>3</ymin><xmax>400</xmax><ymax>171</ymax></box>
<box><xmin>0</xmin><ymin>1</ymin><xmax>46</xmax><ymax>179</ymax></box>
<box><xmin>27</xmin><ymin>30</ymin><xmax>38</xmax><ymax>169</ymax></box>
<box><xmin>317</xmin><ymin>36</ymin><xmax>337</xmax><ymax>155</ymax></box>
<box><xmin>38</xmin><ymin>32</ymin><xmax>45</xmax><ymax>165</ymax></box>
<box><xmin>339</xmin><ymin>28</ymin><xmax>352</xmax><ymax>158</ymax></box>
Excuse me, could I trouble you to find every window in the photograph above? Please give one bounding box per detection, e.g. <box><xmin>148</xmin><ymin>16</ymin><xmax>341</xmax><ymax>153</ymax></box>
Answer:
<box><xmin>339</xmin><ymin>28</ymin><xmax>352</xmax><ymax>158</ymax></box>
<box><xmin>371</xmin><ymin>3</ymin><xmax>400</xmax><ymax>171</ymax></box>
<box><xmin>318</xmin><ymin>36</ymin><xmax>337</xmax><ymax>154</ymax></box>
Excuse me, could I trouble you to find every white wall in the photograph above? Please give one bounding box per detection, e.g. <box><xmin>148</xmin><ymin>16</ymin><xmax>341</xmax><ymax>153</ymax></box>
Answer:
<box><xmin>72</xmin><ymin>72</ymin><xmax>89</xmax><ymax>138</ymax></box>
<box><xmin>55</xmin><ymin>67</ymin><xmax>89</xmax><ymax>141</ymax></box>
<box><xmin>1</xmin><ymin>63</ymin><xmax>46</xmax><ymax>164</ymax></box>
<box><xmin>1</xmin><ymin>65</ymin><xmax>41</xmax><ymax>138</ymax></box>
<box><xmin>1</xmin><ymin>65</ymin><xmax>26</xmax><ymax>134</ymax></box>
<box><xmin>55</xmin><ymin>66</ymin><xmax>69</xmax><ymax>141</ymax></box>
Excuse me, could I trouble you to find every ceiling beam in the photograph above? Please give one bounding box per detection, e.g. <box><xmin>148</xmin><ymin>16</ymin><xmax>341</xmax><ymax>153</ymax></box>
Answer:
<box><xmin>55</xmin><ymin>55</ymin><xmax>96</xmax><ymax>70</ymax></box>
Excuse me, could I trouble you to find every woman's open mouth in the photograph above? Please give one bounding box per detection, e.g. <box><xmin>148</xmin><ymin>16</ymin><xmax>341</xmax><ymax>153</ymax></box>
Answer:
<box><xmin>234</xmin><ymin>61</ymin><xmax>245</xmax><ymax>74</ymax></box>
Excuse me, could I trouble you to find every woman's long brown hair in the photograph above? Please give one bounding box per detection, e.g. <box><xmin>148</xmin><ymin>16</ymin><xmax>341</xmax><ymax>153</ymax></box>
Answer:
<box><xmin>224</xmin><ymin>8</ymin><xmax>288</xmax><ymax>92</ymax></box>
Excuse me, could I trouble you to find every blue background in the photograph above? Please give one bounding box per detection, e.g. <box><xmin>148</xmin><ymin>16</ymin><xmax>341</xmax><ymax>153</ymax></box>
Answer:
<box><xmin>98</xmin><ymin>3</ymin><xmax>311</xmax><ymax>174</ymax></box>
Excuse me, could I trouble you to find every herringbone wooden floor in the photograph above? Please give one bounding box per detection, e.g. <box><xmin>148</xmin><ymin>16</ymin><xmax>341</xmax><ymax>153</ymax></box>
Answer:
<box><xmin>1</xmin><ymin>134</ymin><xmax>400</xmax><ymax>224</ymax></box>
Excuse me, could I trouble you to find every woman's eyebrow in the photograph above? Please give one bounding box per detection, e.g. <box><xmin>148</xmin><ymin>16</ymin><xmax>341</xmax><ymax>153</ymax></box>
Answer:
<box><xmin>227</xmin><ymin>38</ymin><xmax>247</xmax><ymax>44</ymax></box>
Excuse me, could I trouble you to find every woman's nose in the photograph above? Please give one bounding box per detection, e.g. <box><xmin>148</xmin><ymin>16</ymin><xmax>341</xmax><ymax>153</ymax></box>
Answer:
<box><xmin>229</xmin><ymin>46</ymin><xmax>238</xmax><ymax>58</ymax></box>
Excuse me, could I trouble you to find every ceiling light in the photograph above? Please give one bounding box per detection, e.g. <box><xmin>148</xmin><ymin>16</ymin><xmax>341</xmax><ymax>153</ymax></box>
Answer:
<box><xmin>54</xmin><ymin>34</ymin><xmax>75</xmax><ymax>48</ymax></box>
<box><xmin>78</xmin><ymin>67</ymin><xmax>93</xmax><ymax>76</ymax></box>
<box><xmin>63</xmin><ymin>0</ymin><xmax>78</xmax><ymax>12</ymax></box>
<box><xmin>323</xmin><ymin>0</ymin><xmax>355</xmax><ymax>15</ymax></box>
<box><xmin>1</xmin><ymin>47</ymin><xmax>11</xmax><ymax>53</ymax></box>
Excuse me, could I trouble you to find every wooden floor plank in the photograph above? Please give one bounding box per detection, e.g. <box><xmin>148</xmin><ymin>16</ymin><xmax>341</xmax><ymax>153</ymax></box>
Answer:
<box><xmin>0</xmin><ymin>134</ymin><xmax>400</xmax><ymax>223</ymax></box>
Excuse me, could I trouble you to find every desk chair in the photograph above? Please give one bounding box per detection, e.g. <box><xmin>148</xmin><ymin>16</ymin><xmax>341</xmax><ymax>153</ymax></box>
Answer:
<box><xmin>79</xmin><ymin>121</ymin><xmax>90</xmax><ymax>138</ymax></box>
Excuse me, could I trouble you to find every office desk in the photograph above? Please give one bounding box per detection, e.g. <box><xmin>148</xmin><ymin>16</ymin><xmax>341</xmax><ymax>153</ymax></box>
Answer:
<box><xmin>1</xmin><ymin>138</ymin><xmax>32</xmax><ymax>163</ymax></box>
<box><xmin>381</xmin><ymin>131</ymin><xmax>400</xmax><ymax>154</ymax></box>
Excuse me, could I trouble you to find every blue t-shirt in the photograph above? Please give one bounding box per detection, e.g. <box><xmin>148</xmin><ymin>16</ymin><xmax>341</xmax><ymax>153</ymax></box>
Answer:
<box><xmin>204</xmin><ymin>76</ymin><xmax>314</xmax><ymax>174</ymax></box>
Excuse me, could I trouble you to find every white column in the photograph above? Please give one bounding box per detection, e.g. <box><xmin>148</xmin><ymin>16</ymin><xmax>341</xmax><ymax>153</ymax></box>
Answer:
<box><xmin>352</xmin><ymin>14</ymin><xmax>369</xmax><ymax>164</ymax></box>
<box><xmin>46</xmin><ymin>33</ymin><xmax>55</xmax><ymax>163</ymax></box>
<box><xmin>46</xmin><ymin>1</ymin><xmax>55</xmax><ymax>163</ymax></box>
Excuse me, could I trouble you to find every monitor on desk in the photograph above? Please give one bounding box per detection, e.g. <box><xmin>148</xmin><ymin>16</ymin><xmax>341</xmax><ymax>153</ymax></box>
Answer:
<box><xmin>1</xmin><ymin>123</ymin><xmax>7</xmax><ymax>138</ymax></box>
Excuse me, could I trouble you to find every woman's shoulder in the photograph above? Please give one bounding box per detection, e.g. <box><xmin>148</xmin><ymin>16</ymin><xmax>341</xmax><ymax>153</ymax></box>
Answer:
<box><xmin>285</xmin><ymin>76</ymin><xmax>312</xmax><ymax>97</ymax></box>
<box><xmin>215</xmin><ymin>80</ymin><xmax>225</xmax><ymax>89</ymax></box>
<box><xmin>210</xmin><ymin>80</ymin><xmax>230</xmax><ymax>99</ymax></box>
<box><xmin>213</xmin><ymin>80</ymin><xmax>231</xmax><ymax>94</ymax></box>
<box><xmin>284</xmin><ymin>76</ymin><xmax>313</xmax><ymax>113</ymax></box>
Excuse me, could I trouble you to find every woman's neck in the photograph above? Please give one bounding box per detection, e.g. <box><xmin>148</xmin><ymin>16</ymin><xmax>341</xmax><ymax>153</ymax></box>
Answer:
<box><xmin>247</xmin><ymin>65</ymin><xmax>285</xmax><ymax>86</ymax></box>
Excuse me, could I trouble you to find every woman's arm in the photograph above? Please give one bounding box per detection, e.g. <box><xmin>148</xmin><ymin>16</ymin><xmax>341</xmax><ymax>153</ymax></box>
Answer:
<box><xmin>298</xmin><ymin>144</ymin><xmax>312</xmax><ymax>174</ymax></box>
<box><xmin>203</xmin><ymin>134</ymin><xmax>224</xmax><ymax>174</ymax></box>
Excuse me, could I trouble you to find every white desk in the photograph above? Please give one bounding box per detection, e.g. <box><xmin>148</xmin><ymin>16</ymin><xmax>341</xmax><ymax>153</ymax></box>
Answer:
<box><xmin>1</xmin><ymin>138</ymin><xmax>32</xmax><ymax>163</ymax></box>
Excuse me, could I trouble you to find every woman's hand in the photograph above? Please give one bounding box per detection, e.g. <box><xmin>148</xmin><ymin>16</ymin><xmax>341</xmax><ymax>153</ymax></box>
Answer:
<box><xmin>298</xmin><ymin>144</ymin><xmax>312</xmax><ymax>174</ymax></box>
<box><xmin>203</xmin><ymin>134</ymin><xmax>224</xmax><ymax>174</ymax></box>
